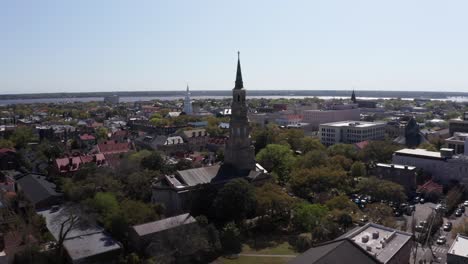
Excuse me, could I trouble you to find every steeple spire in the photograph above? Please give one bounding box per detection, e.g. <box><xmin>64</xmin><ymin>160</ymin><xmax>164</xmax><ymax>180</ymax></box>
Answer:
<box><xmin>186</xmin><ymin>83</ymin><xmax>190</xmax><ymax>93</ymax></box>
<box><xmin>235</xmin><ymin>51</ymin><xmax>243</xmax><ymax>89</ymax></box>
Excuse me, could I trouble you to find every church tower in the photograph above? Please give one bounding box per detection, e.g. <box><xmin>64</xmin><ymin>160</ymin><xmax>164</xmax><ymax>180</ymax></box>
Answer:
<box><xmin>223</xmin><ymin>52</ymin><xmax>256</xmax><ymax>171</ymax></box>
<box><xmin>351</xmin><ymin>90</ymin><xmax>357</xmax><ymax>104</ymax></box>
<box><xmin>183</xmin><ymin>84</ymin><xmax>193</xmax><ymax>115</ymax></box>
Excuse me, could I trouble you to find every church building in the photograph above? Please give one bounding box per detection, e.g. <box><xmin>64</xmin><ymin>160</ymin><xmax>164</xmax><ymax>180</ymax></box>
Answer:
<box><xmin>183</xmin><ymin>84</ymin><xmax>193</xmax><ymax>115</ymax></box>
<box><xmin>152</xmin><ymin>53</ymin><xmax>268</xmax><ymax>215</ymax></box>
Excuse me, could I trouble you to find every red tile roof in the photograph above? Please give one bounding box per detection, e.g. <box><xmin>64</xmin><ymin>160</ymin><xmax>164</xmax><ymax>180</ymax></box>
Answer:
<box><xmin>354</xmin><ymin>141</ymin><xmax>369</xmax><ymax>150</ymax></box>
<box><xmin>0</xmin><ymin>148</ymin><xmax>15</xmax><ymax>153</ymax></box>
<box><xmin>97</xmin><ymin>141</ymin><xmax>131</xmax><ymax>154</ymax></box>
<box><xmin>417</xmin><ymin>180</ymin><xmax>443</xmax><ymax>194</ymax></box>
<box><xmin>79</xmin><ymin>134</ymin><xmax>96</xmax><ymax>141</ymax></box>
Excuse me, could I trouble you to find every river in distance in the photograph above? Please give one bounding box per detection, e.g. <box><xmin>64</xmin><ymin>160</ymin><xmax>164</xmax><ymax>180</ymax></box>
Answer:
<box><xmin>1</xmin><ymin>95</ymin><xmax>468</xmax><ymax>106</ymax></box>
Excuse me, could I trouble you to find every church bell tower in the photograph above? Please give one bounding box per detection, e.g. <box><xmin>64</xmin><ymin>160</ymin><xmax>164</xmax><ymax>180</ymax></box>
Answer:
<box><xmin>223</xmin><ymin>52</ymin><xmax>256</xmax><ymax>171</ymax></box>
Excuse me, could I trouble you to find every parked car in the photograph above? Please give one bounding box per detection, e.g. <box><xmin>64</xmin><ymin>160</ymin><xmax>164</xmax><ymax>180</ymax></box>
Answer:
<box><xmin>415</xmin><ymin>224</ymin><xmax>424</xmax><ymax>232</ymax></box>
<box><xmin>464</xmin><ymin>200</ymin><xmax>468</xmax><ymax>207</ymax></box>
<box><xmin>458</xmin><ymin>205</ymin><xmax>465</xmax><ymax>213</ymax></box>
<box><xmin>413</xmin><ymin>197</ymin><xmax>421</xmax><ymax>204</ymax></box>
<box><xmin>455</xmin><ymin>210</ymin><xmax>463</xmax><ymax>217</ymax></box>
<box><xmin>436</xmin><ymin>236</ymin><xmax>446</xmax><ymax>245</ymax></box>
<box><xmin>443</xmin><ymin>222</ymin><xmax>452</xmax><ymax>232</ymax></box>
<box><xmin>419</xmin><ymin>198</ymin><xmax>425</xmax><ymax>204</ymax></box>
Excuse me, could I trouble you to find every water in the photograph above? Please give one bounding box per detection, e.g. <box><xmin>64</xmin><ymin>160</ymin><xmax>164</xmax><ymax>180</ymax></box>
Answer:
<box><xmin>0</xmin><ymin>95</ymin><xmax>467</xmax><ymax>106</ymax></box>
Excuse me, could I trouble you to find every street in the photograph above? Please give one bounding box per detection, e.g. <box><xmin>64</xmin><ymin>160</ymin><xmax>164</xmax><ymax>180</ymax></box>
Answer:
<box><xmin>402</xmin><ymin>202</ymin><xmax>467</xmax><ymax>263</ymax></box>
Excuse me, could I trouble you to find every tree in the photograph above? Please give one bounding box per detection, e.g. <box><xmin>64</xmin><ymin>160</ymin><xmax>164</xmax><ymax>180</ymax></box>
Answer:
<box><xmin>255</xmin><ymin>183</ymin><xmax>294</xmax><ymax>225</ymax></box>
<box><xmin>256</xmin><ymin>144</ymin><xmax>295</xmax><ymax>184</ymax></box>
<box><xmin>220</xmin><ymin>222</ymin><xmax>242</xmax><ymax>254</ymax></box>
<box><xmin>0</xmin><ymin>139</ymin><xmax>14</xmax><ymax>149</ymax></box>
<box><xmin>213</xmin><ymin>179</ymin><xmax>256</xmax><ymax>223</ymax></box>
<box><xmin>350</xmin><ymin>161</ymin><xmax>366</xmax><ymax>177</ymax></box>
<box><xmin>96</xmin><ymin>127</ymin><xmax>109</xmax><ymax>140</ymax></box>
<box><xmin>10</xmin><ymin>127</ymin><xmax>35</xmax><ymax>149</ymax></box>
<box><xmin>299</xmin><ymin>137</ymin><xmax>326</xmax><ymax>154</ymax></box>
<box><xmin>418</xmin><ymin>142</ymin><xmax>437</xmax><ymax>151</ymax></box>
<box><xmin>453</xmin><ymin>219</ymin><xmax>468</xmax><ymax>237</ymax></box>
<box><xmin>325</xmin><ymin>195</ymin><xmax>359</xmax><ymax>212</ymax></box>
<box><xmin>296</xmin><ymin>150</ymin><xmax>328</xmax><ymax>169</ymax></box>
<box><xmin>327</xmin><ymin>143</ymin><xmax>357</xmax><ymax>160</ymax></box>
<box><xmin>121</xmin><ymin>199</ymin><xmax>160</xmax><ymax>225</ymax></box>
<box><xmin>292</xmin><ymin>202</ymin><xmax>329</xmax><ymax>232</ymax></box>
<box><xmin>358</xmin><ymin>140</ymin><xmax>401</xmax><ymax>163</ymax></box>
<box><xmin>289</xmin><ymin>167</ymin><xmax>349</xmax><ymax>200</ymax></box>
<box><xmin>327</xmin><ymin>155</ymin><xmax>353</xmax><ymax>171</ymax></box>
<box><xmin>356</xmin><ymin>177</ymin><xmax>407</xmax><ymax>203</ymax></box>
<box><xmin>141</xmin><ymin>151</ymin><xmax>165</xmax><ymax>171</ymax></box>
<box><xmin>122</xmin><ymin>170</ymin><xmax>158</xmax><ymax>202</ymax></box>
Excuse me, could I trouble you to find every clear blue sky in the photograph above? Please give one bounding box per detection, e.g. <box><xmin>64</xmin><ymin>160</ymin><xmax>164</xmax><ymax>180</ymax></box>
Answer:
<box><xmin>2</xmin><ymin>0</ymin><xmax>468</xmax><ymax>94</ymax></box>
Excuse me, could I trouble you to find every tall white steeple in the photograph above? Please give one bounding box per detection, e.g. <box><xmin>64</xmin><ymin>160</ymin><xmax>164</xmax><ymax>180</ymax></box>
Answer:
<box><xmin>183</xmin><ymin>84</ymin><xmax>193</xmax><ymax>114</ymax></box>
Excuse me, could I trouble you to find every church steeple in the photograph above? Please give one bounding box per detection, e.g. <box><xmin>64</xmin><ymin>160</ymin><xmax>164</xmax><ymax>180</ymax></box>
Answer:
<box><xmin>235</xmin><ymin>51</ymin><xmax>244</xmax><ymax>89</ymax></box>
<box><xmin>351</xmin><ymin>89</ymin><xmax>357</xmax><ymax>104</ymax></box>
<box><xmin>183</xmin><ymin>83</ymin><xmax>193</xmax><ymax>115</ymax></box>
<box><xmin>224</xmin><ymin>52</ymin><xmax>255</xmax><ymax>172</ymax></box>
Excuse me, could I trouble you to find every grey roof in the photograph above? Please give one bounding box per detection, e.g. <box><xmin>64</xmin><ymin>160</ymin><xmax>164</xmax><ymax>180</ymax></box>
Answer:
<box><xmin>177</xmin><ymin>165</ymin><xmax>221</xmax><ymax>186</ymax></box>
<box><xmin>16</xmin><ymin>174</ymin><xmax>62</xmax><ymax>205</ymax></box>
<box><xmin>342</xmin><ymin>222</ymin><xmax>412</xmax><ymax>264</ymax></box>
<box><xmin>132</xmin><ymin>213</ymin><xmax>196</xmax><ymax>237</ymax></box>
<box><xmin>289</xmin><ymin>239</ymin><xmax>378</xmax><ymax>264</ymax></box>
<box><xmin>38</xmin><ymin>206</ymin><xmax>121</xmax><ymax>262</ymax></box>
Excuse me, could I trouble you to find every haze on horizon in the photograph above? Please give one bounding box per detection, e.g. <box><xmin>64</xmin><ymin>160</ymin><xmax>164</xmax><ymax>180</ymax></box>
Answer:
<box><xmin>2</xmin><ymin>0</ymin><xmax>468</xmax><ymax>94</ymax></box>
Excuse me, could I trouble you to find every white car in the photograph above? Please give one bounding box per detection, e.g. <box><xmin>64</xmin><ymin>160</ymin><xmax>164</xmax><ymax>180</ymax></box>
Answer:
<box><xmin>464</xmin><ymin>200</ymin><xmax>468</xmax><ymax>207</ymax></box>
<box><xmin>436</xmin><ymin>236</ymin><xmax>446</xmax><ymax>245</ymax></box>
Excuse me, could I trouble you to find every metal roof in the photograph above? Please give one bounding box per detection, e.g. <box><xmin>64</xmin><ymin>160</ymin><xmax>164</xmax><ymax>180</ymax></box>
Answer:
<box><xmin>132</xmin><ymin>213</ymin><xmax>196</xmax><ymax>237</ymax></box>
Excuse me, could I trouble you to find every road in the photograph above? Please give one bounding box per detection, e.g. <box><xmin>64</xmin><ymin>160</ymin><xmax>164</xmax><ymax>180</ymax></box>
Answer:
<box><xmin>403</xmin><ymin>202</ymin><xmax>467</xmax><ymax>264</ymax></box>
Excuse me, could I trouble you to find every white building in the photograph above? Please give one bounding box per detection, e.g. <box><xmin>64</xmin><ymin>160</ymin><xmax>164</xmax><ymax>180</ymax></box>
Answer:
<box><xmin>302</xmin><ymin>106</ymin><xmax>360</xmax><ymax>130</ymax></box>
<box><xmin>447</xmin><ymin>234</ymin><xmax>468</xmax><ymax>264</ymax></box>
<box><xmin>319</xmin><ymin>121</ymin><xmax>386</xmax><ymax>146</ymax></box>
<box><xmin>446</xmin><ymin>132</ymin><xmax>468</xmax><ymax>155</ymax></box>
<box><xmin>183</xmin><ymin>85</ymin><xmax>193</xmax><ymax>115</ymax></box>
<box><xmin>392</xmin><ymin>148</ymin><xmax>468</xmax><ymax>185</ymax></box>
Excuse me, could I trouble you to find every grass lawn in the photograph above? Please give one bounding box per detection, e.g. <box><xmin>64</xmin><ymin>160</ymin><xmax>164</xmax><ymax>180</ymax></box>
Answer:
<box><xmin>241</xmin><ymin>241</ymin><xmax>296</xmax><ymax>255</ymax></box>
<box><xmin>215</xmin><ymin>236</ymin><xmax>298</xmax><ymax>264</ymax></box>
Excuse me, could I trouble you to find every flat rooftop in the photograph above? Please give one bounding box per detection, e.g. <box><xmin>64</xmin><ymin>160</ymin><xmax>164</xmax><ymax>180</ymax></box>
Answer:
<box><xmin>320</xmin><ymin>121</ymin><xmax>385</xmax><ymax>128</ymax></box>
<box><xmin>394</xmin><ymin>148</ymin><xmax>442</xmax><ymax>159</ymax></box>
<box><xmin>376</xmin><ymin>163</ymin><xmax>416</xmax><ymax>170</ymax></box>
<box><xmin>448</xmin><ymin>234</ymin><xmax>468</xmax><ymax>258</ymax></box>
<box><xmin>344</xmin><ymin>223</ymin><xmax>412</xmax><ymax>263</ymax></box>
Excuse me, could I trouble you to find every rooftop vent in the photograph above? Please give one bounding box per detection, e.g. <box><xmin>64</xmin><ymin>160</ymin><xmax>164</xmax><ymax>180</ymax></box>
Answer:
<box><xmin>366</xmin><ymin>246</ymin><xmax>372</xmax><ymax>252</ymax></box>
<box><xmin>361</xmin><ymin>235</ymin><xmax>369</xmax><ymax>243</ymax></box>
<box><xmin>372</xmin><ymin>231</ymin><xmax>379</xmax><ymax>239</ymax></box>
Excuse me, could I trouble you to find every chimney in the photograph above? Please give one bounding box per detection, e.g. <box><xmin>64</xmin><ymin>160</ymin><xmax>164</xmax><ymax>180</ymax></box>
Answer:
<box><xmin>372</xmin><ymin>231</ymin><xmax>379</xmax><ymax>239</ymax></box>
<box><xmin>361</xmin><ymin>235</ymin><xmax>369</xmax><ymax>243</ymax></box>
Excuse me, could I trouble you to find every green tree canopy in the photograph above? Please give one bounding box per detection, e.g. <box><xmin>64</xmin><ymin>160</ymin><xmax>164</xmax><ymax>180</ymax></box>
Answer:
<box><xmin>350</xmin><ymin>161</ymin><xmax>367</xmax><ymax>177</ymax></box>
<box><xmin>356</xmin><ymin>177</ymin><xmax>407</xmax><ymax>203</ymax></box>
<box><xmin>327</xmin><ymin>143</ymin><xmax>357</xmax><ymax>160</ymax></box>
<box><xmin>292</xmin><ymin>202</ymin><xmax>329</xmax><ymax>232</ymax></box>
<box><xmin>213</xmin><ymin>179</ymin><xmax>256</xmax><ymax>223</ymax></box>
<box><xmin>256</xmin><ymin>144</ymin><xmax>295</xmax><ymax>184</ymax></box>
<box><xmin>290</xmin><ymin>167</ymin><xmax>349</xmax><ymax>200</ymax></box>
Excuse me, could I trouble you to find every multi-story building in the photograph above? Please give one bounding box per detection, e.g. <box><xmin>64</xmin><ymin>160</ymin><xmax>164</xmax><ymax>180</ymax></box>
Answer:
<box><xmin>372</xmin><ymin>163</ymin><xmax>418</xmax><ymax>194</ymax></box>
<box><xmin>392</xmin><ymin>148</ymin><xmax>468</xmax><ymax>185</ymax></box>
<box><xmin>447</xmin><ymin>234</ymin><xmax>468</xmax><ymax>264</ymax></box>
<box><xmin>319</xmin><ymin>121</ymin><xmax>386</xmax><ymax>146</ymax></box>
<box><xmin>303</xmin><ymin>106</ymin><xmax>360</xmax><ymax>130</ymax></box>
<box><xmin>291</xmin><ymin>222</ymin><xmax>413</xmax><ymax>264</ymax></box>
<box><xmin>446</xmin><ymin>132</ymin><xmax>468</xmax><ymax>155</ymax></box>
<box><xmin>449</xmin><ymin>112</ymin><xmax>468</xmax><ymax>135</ymax></box>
